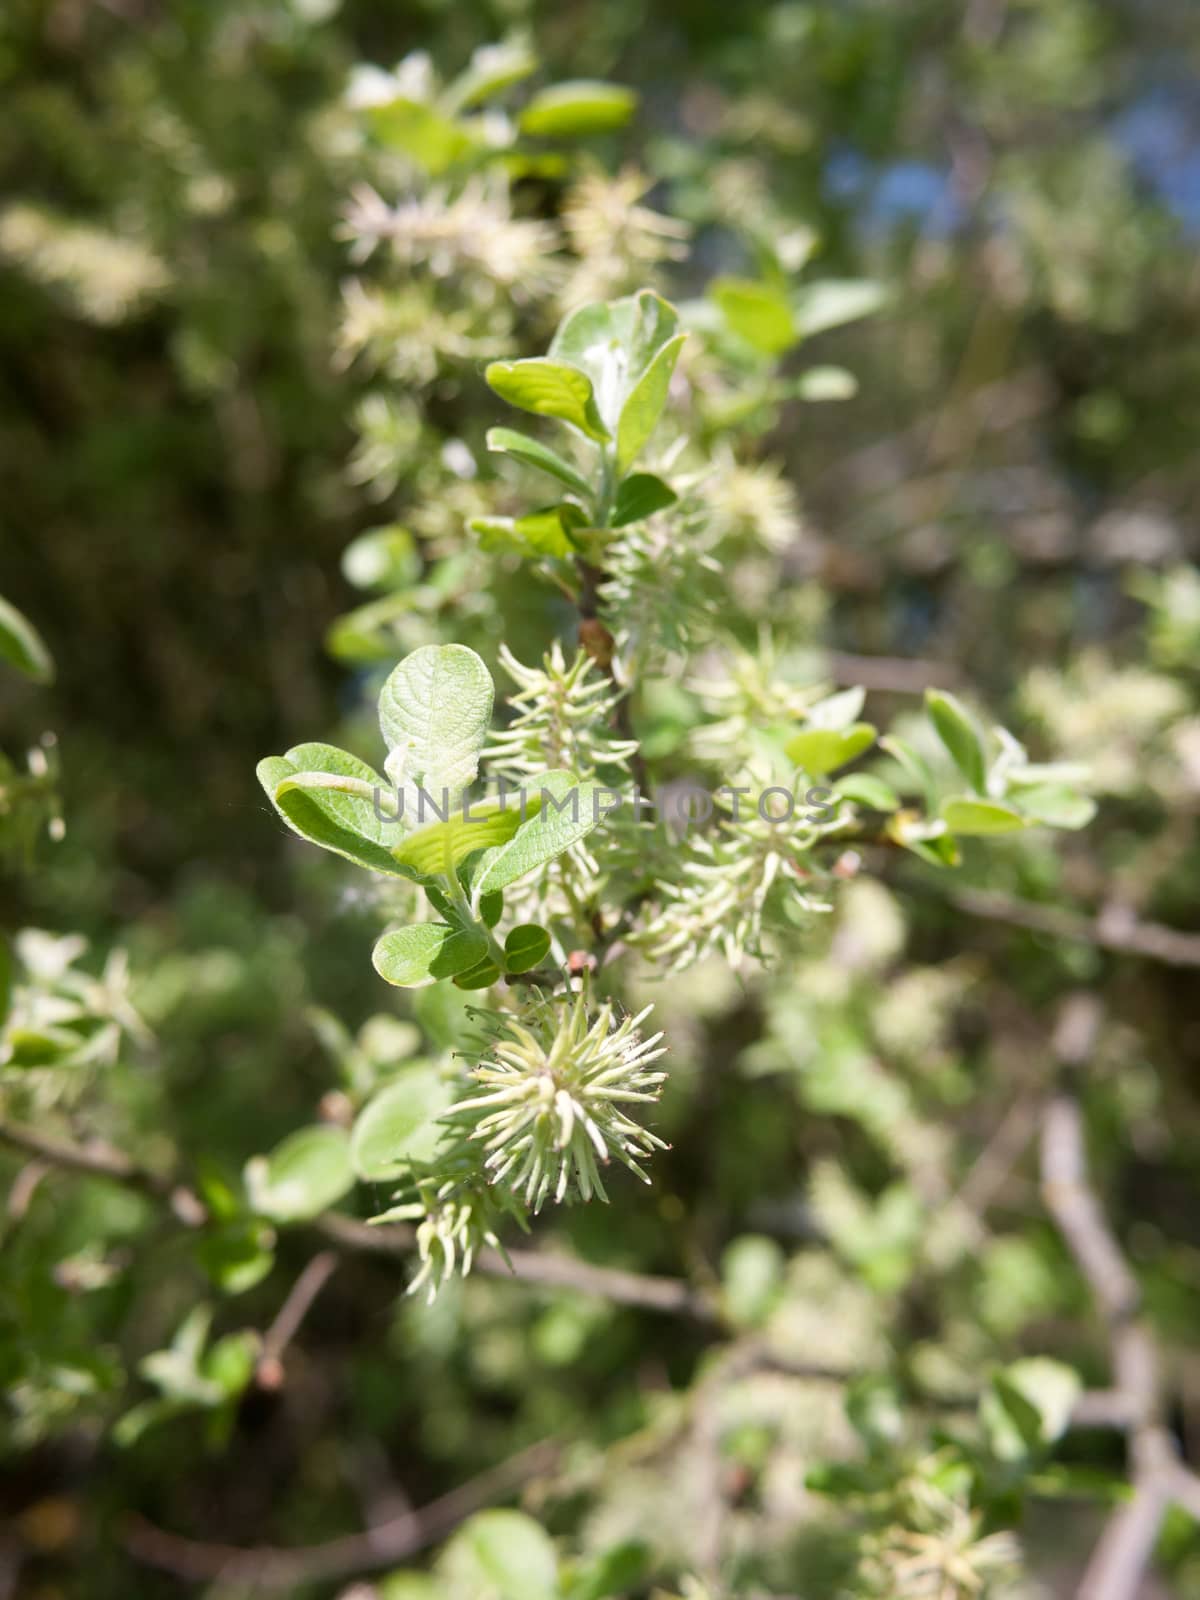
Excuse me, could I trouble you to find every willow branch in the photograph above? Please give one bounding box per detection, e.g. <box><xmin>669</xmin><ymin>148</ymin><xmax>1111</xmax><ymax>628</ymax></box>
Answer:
<box><xmin>1039</xmin><ymin>995</ymin><xmax>1197</xmax><ymax>1600</ymax></box>
<box><xmin>125</xmin><ymin>1437</ymin><xmax>559</xmax><ymax>1587</ymax></box>
<box><xmin>945</xmin><ymin>887</ymin><xmax>1200</xmax><ymax>969</ymax></box>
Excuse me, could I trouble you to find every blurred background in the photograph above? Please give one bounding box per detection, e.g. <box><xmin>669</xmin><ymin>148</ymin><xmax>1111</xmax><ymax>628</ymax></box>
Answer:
<box><xmin>3</xmin><ymin>0</ymin><xmax>1200</xmax><ymax>1596</ymax></box>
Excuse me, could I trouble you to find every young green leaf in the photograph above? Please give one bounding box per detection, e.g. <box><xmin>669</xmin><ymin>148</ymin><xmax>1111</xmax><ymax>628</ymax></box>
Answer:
<box><xmin>485</xmin><ymin>426</ymin><xmax>595</xmax><ymax>501</ymax></box>
<box><xmin>440</xmin><ymin>41</ymin><xmax>538</xmax><ymax>113</ymax></box>
<box><xmin>504</xmin><ymin>923</ymin><xmax>552</xmax><ymax>974</ymax></box>
<box><xmin>245</xmin><ymin>1127</ymin><xmax>354</xmax><ymax>1223</ymax></box>
<box><xmin>470</xmin><ymin>508</ymin><xmax>576</xmax><ymax>560</ymax></box>
<box><xmin>1011</xmin><ymin>784</ymin><xmax>1097</xmax><ymax>830</ymax></box>
<box><xmin>366</xmin><ymin>97</ymin><xmax>479</xmax><ymax>174</ymax></box>
<box><xmin>350</xmin><ymin>1067</ymin><xmax>452</xmax><ymax>1180</ymax></box>
<box><xmin>392</xmin><ymin>798</ymin><xmax>525</xmax><ymax>878</ymax></box>
<box><xmin>372</xmin><ymin>923</ymin><xmax>489</xmax><ymax>988</ymax></box>
<box><xmin>549</xmin><ymin>291</ymin><xmax>684</xmax><ymax>457</ymax></box>
<box><xmin>257</xmin><ymin>743</ymin><xmax>412</xmax><ymax>877</ymax></box>
<box><xmin>0</xmin><ymin>593</ymin><xmax>54</xmax><ymax>683</ymax></box>
<box><xmin>711</xmin><ymin>276</ymin><xmax>797</xmax><ymax>356</ymax></box>
<box><xmin>836</xmin><ymin>773</ymin><xmax>901</xmax><ymax>811</ymax></box>
<box><xmin>925</xmin><ymin>689</ymin><xmax>988</xmax><ymax>793</ymax></box>
<box><xmin>786</xmin><ymin>724</ymin><xmax>877</xmax><ymax>776</ymax></box>
<box><xmin>379</xmin><ymin>644</ymin><xmax>494</xmax><ymax>803</ymax></box>
<box><xmin>438</xmin><ymin>1510</ymin><xmax>559</xmax><ymax>1600</ymax></box>
<box><xmin>485</xmin><ymin>359</ymin><xmax>610</xmax><ymax>442</ymax></box>
<box><xmin>471</xmin><ymin>772</ymin><xmax>599</xmax><ymax>902</ymax></box>
<box><xmin>616</xmin><ymin>332</ymin><xmax>686</xmax><ymax>472</ymax></box>
<box><xmin>792</xmin><ymin>279</ymin><xmax>887</xmax><ymax>336</ymax></box>
<box><xmin>611</xmin><ymin>472</ymin><xmax>677</xmax><ymax>527</ymax></box>
<box><xmin>517</xmin><ymin>81</ymin><xmax>636</xmax><ymax>138</ymax></box>
<box><xmin>941</xmin><ymin>796</ymin><xmax>1027</xmax><ymax>836</ymax></box>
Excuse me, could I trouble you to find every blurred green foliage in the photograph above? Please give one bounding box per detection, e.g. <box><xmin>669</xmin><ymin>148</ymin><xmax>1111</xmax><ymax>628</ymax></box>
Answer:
<box><xmin>3</xmin><ymin>1</ymin><xmax>1200</xmax><ymax>1596</ymax></box>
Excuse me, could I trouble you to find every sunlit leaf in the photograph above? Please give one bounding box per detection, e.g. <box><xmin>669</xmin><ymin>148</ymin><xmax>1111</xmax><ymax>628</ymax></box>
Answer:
<box><xmin>372</xmin><ymin>923</ymin><xmax>488</xmax><ymax>988</ymax></box>
<box><xmin>351</xmin><ymin>1067</ymin><xmax>452</xmax><ymax>1179</ymax></box>
<box><xmin>245</xmin><ymin>1127</ymin><xmax>354</xmax><ymax>1222</ymax></box>
<box><xmin>786</xmin><ymin>724</ymin><xmax>877</xmax><ymax>775</ymax></box>
<box><xmin>485</xmin><ymin>359</ymin><xmax>609</xmax><ymax>441</ymax></box>
<box><xmin>711</xmin><ymin>276</ymin><xmax>797</xmax><ymax>355</ymax></box>
<box><xmin>926</xmin><ymin>690</ymin><xmax>988</xmax><ymax>792</ymax></box>
<box><xmin>485</xmin><ymin>426</ymin><xmax>594</xmax><ymax>501</ymax></box>
<box><xmin>941</xmin><ymin>796</ymin><xmax>1027</xmax><ymax>835</ymax></box>
<box><xmin>379</xmin><ymin>644</ymin><xmax>494</xmax><ymax>805</ymax></box>
<box><xmin>518</xmin><ymin>81</ymin><xmax>636</xmax><ymax>138</ymax></box>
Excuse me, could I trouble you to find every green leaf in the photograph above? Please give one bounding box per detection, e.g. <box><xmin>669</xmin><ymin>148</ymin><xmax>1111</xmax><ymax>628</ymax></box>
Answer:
<box><xmin>926</xmin><ymin>690</ymin><xmax>988</xmax><ymax>792</ymax></box>
<box><xmin>470</xmin><ymin>508</ymin><xmax>576</xmax><ymax>561</ymax></box>
<box><xmin>245</xmin><ymin>1127</ymin><xmax>354</xmax><ymax>1223</ymax></box>
<box><xmin>566</xmin><ymin>1540</ymin><xmax>651</xmax><ymax>1600</ymax></box>
<box><xmin>1012</xmin><ymin>784</ymin><xmax>1097</xmax><ymax>830</ymax></box>
<box><xmin>485</xmin><ymin>426</ymin><xmax>595</xmax><ymax>501</ymax></box>
<box><xmin>257</xmin><ymin>744</ymin><xmax>412</xmax><ymax>877</ymax></box>
<box><xmin>0</xmin><ymin>593</ymin><xmax>54</xmax><ymax>683</ymax></box>
<box><xmin>438</xmin><ymin>1509</ymin><xmax>559</xmax><ymax>1600</ymax></box>
<box><xmin>517</xmin><ymin>81</ymin><xmax>636</xmax><ymax>138</ymax></box>
<box><xmin>485</xmin><ymin>359</ymin><xmax>609</xmax><ymax>442</ymax></box>
<box><xmin>550</xmin><ymin>291</ymin><xmax>684</xmax><ymax>455</ymax></box>
<box><xmin>379</xmin><ymin>644</ymin><xmax>494</xmax><ymax>804</ymax></box>
<box><xmin>195</xmin><ymin>1223</ymin><xmax>275</xmax><ymax>1297</ymax></box>
<box><xmin>471</xmin><ymin>772</ymin><xmax>599</xmax><ymax>902</ymax></box>
<box><xmin>202</xmin><ymin>1330</ymin><xmax>259</xmax><ymax>1399</ymax></box>
<box><xmin>351</xmin><ymin>1067</ymin><xmax>453</xmax><ymax>1180</ymax></box>
<box><xmin>982</xmin><ymin>1358</ymin><xmax>1082</xmax><ymax>1462</ymax></box>
<box><xmin>941</xmin><ymin>796</ymin><xmax>1027</xmax><ymax>836</ymax></box>
<box><xmin>616</xmin><ymin>332</ymin><xmax>686</xmax><ymax>472</ymax></box>
<box><xmin>836</xmin><ymin>773</ymin><xmax>900</xmax><ymax>811</ymax></box>
<box><xmin>504</xmin><ymin>924</ymin><xmax>551</xmax><ymax>974</ymax></box>
<box><xmin>711</xmin><ymin>277</ymin><xmax>797</xmax><ymax>356</ymax></box>
<box><xmin>452</xmin><ymin>957</ymin><xmax>502</xmax><ymax>990</ymax></box>
<box><xmin>805</xmin><ymin>686</ymin><xmax>866</xmax><ymax>730</ymax></box>
<box><xmin>879</xmin><ymin>734</ymin><xmax>939</xmax><ymax>812</ymax></box>
<box><xmin>366</xmin><ymin>96</ymin><xmax>479</xmax><ymax>174</ymax></box>
<box><xmin>786</xmin><ymin>724</ymin><xmax>877</xmax><ymax>776</ymax></box>
<box><xmin>392</xmin><ymin>798</ymin><xmax>526</xmax><ymax>878</ymax></box>
<box><xmin>479</xmin><ymin>890</ymin><xmax>503</xmax><ymax>928</ymax></box>
<box><xmin>372</xmin><ymin>924</ymin><xmax>488</xmax><ymax>988</ymax></box>
<box><xmin>441</xmin><ymin>42</ymin><xmax>538</xmax><ymax>113</ymax></box>
<box><xmin>793</xmin><ymin>279</ymin><xmax>887</xmax><ymax>336</ymax></box>
<box><xmin>611</xmin><ymin>472</ymin><xmax>677</xmax><ymax>527</ymax></box>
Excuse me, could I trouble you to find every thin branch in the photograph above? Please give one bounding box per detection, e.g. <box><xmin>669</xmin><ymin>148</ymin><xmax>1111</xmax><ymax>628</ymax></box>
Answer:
<box><xmin>0</xmin><ymin>1120</ymin><xmax>206</xmax><ymax>1224</ymax></box>
<box><xmin>256</xmin><ymin>1251</ymin><xmax>338</xmax><ymax>1388</ymax></box>
<box><xmin>826</xmin><ymin>651</ymin><xmax>959</xmax><ymax>694</ymax></box>
<box><xmin>313</xmin><ymin>1212</ymin><xmax>719</xmax><ymax>1321</ymax></box>
<box><xmin>125</xmin><ymin>1437</ymin><xmax>559</xmax><ymax>1588</ymax></box>
<box><xmin>1039</xmin><ymin>995</ymin><xmax>1195</xmax><ymax>1600</ymax></box>
<box><xmin>943</xmin><ymin>887</ymin><xmax>1200</xmax><ymax>970</ymax></box>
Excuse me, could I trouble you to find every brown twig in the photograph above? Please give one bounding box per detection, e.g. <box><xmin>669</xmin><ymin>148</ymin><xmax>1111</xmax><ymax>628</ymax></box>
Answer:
<box><xmin>256</xmin><ymin>1251</ymin><xmax>338</xmax><ymax>1388</ymax></box>
<box><xmin>942</xmin><ymin>887</ymin><xmax>1200</xmax><ymax>970</ymax></box>
<box><xmin>1039</xmin><ymin>995</ymin><xmax>1200</xmax><ymax>1600</ymax></box>
<box><xmin>313</xmin><ymin>1212</ymin><xmax>719</xmax><ymax>1321</ymax></box>
<box><xmin>125</xmin><ymin>1437</ymin><xmax>559</xmax><ymax>1588</ymax></box>
<box><xmin>0</xmin><ymin>1119</ymin><xmax>206</xmax><ymax>1224</ymax></box>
